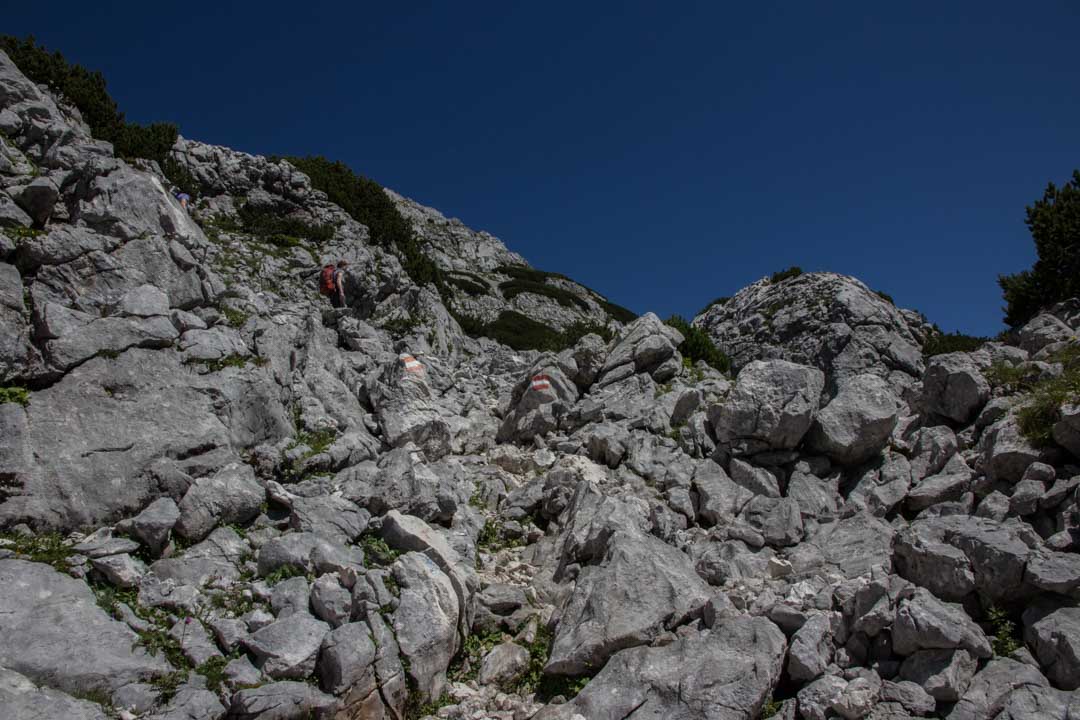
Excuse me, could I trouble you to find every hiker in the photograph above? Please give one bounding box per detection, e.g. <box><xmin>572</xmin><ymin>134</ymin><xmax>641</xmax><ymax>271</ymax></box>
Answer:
<box><xmin>175</xmin><ymin>192</ymin><xmax>190</xmax><ymax>210</ymax></box>
<box><xmin>320</xmin><ymin>260</ymin><xmax>349</xmax><ymax>308</ymax></box>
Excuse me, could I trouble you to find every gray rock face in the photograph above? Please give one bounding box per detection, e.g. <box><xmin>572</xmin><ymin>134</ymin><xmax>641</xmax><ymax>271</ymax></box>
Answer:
<box><xmin>921</xmin><ymin>353</ymin><xmax>991</xmax><ymax>424</ymax></box>
<box><xmin>694</xmin><ymin>272</ymin><xmax>925</xmax><ymax>393</ymax></box>
<box><xmin>788</xmin><ymin>613</ymin><xmax>835</xmax><ymax>681</ymax></box>
<box><xmin>477</xmin><ymin>641</ymin><xmax>530</xmax><ymax>686</ymax></box>
<box><xmin>536</xmin><ymin>617</ymin><xmax>786</xmax><ymax>720</ymax></box>
<box><xmin>892</xmin><ymin>588</ymin><xmax>991</xmax><ymax>658</ymax></box>
<box><xmin>981</xmin><ymin>414</ymin><xmax>1042</xmax><ymax>484</ymax></box>
<box><xmin>318</xmin><ymin>621</ymin><xmax>377</xmax><ymax>696</ymax></box>
<box><xmin>546</xmin><ymin>530</ymin><xmax>711</xmax><ymax>675</ymax></box>
<box><xmin>229</xmin><ymin>680</ymin><xmax>338</xmax><ymax>720</ymax></box>
<box><xmin>0</xmin><ymin>559</ymin><xmax>170</xmax><ymax>694</ymax></box>
<box><xmin>175</xmin><ymin>462</ymin><xmax>264</xmax><ymax>541</ymax></box>
<box><xmin>807</xmin><ymin>373</ymin><xmax>899</xmax><ymax>465</ymax></box>
<box><xmin>1023</xmin><ymin>601</ymin><xmax>1080</xmax><ymax>690</ymax></box>
<box><xmin>946</xmin><ymin>657</ymin><xmax>1049</xmax><ymax>720</ymax></box>
<box><xmin>115</xmin><ymin>497</ymin><xmax>180</xmax><ymax>556</ymax></box>
<box><xmin>391</xmin><ymin>551</ymin><xmax>460</xmax><ymax>701</ymax></box>
<box><xmin>0</xmin><ymin>666</ymin><xmax>111</xmax><ymax>720</ymax></box>
<box><xmin>244</xmin><ymin>613</ymin><xmax>330</xmax><ymax>680</ymax></box>
<box><xmin>900</xmin><ymin>649</ymin><xmax>977</xmax><ymax>702</ymax></box>
<box><xmin>1053</xmin><ymin>402</ymin><xmax>1080</xmax><ymax>460</ymax></box>
<box><xmin>710</xmin><ymin>359</ymin><xmax>825</xmax><ymax>454</ymax></box>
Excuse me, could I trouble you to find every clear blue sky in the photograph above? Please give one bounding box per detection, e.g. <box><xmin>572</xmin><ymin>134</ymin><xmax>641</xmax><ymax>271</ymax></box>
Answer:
<box><xmin>9</xmin><ymin>2</ymin><xmax>1080</xmax><ymax>334</ymax></box>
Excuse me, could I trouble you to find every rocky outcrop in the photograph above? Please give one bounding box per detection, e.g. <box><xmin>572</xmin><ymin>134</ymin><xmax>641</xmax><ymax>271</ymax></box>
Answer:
<box><xmin>4</xmin><ymin>48</ymin><xmax>1080</xmax><ymax>720</ymax></box>
<box><xmin>695</xmin><ymin>271</ymin><xmax>927</xmax><ymax>395</ymax></box>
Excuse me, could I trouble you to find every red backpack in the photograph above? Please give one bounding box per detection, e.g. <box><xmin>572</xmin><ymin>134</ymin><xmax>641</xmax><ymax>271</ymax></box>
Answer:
<box><xmin>319</xmin><ymin>265</ymin><xmax>336</xmax><ymax>295</ymax></box>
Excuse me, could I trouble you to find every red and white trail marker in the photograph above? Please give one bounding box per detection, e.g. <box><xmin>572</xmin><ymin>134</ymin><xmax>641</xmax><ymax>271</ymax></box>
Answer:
<box><xmin>530</xmin><ymin>374</ymin><xmax>552</xmax><ymax>391</ymax></box>
<box><xmin>400</xmin><ymin>353</ymin><xmax>424</xmax><ymax>373</ymax></box>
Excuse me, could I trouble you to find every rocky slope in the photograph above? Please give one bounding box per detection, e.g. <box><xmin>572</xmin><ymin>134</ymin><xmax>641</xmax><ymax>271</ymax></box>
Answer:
<box><xmin>2</xmin><ymin>48</ymin><xmax>1080</xmax><ymax>720</ymax></box>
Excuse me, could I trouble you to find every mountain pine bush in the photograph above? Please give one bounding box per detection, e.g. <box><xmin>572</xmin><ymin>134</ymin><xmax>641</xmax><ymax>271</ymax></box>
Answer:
<box><xmin>0</xmin><ymin>35</ymin><xmax>197</xmax><ymax>195</ymax></box>
<box><xmin>664</xmin><ymin>315</ymin><xmax>731</xmax><ymax>374</ymax></box>
<box><xmin>1000</xmin><ymin>170</ymin><xmax>1080</xmax><ymax>327</ymax></box>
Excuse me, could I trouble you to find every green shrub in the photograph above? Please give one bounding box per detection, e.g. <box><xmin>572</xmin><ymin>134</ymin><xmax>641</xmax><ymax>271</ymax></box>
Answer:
<box><xmin>448</xmin><ymin>274</ymin><xmax>489</xmax><ymax>296</ymax></box>
<box><xmin>769</xmin><ymin>266</ymin><xmax>803</xmax><ymax>283</ymax></box>
<box><xmin>360</xmin><ymin>533</ymin><xmax>400</xmax><ymax>567</ymax></box>
<box><xmin>987</xmin><ymin>606</ymin><xmax>1022</xmax><ymax>657</ymax></box>
<box><xmin>0</xmin><ymin>36</ymin><xmax>196</xmax><ymax>196</ymax></box>
<box><xmin>499</xmin><ymin>279</ymin><xmax>590</xmax><ymax>311</ymax></box>
<box><xmin>454</xmin><ymin>310</ymin><xmax>607</xmax><ymax>353</ymax></box>
<box><xmin>283</xmin><ymin>155</ymin><xmax>446</xmax><ymax>294</ymax></box>
<box><xmin>1000</xmin><ymin>170</ymin><xmax>1080</xmax><ymax>327</ymax></box>
<box><xmin>236</xmin><ymin>203</ymin><xmax>335</xmax><ymax>245</ymax></box>
<box><xmin>596</xmin><ymin>298</ymin><xmax>637</xmax><ymax>324</ymax></box>
<box><xmin>985</xmin><ymin>362</ymin><xmax>1040</xmax><ymax>394</ymax></box>
<box><xmin>922</xmin><ymin>329</ymin><xmax>988</xmax><ymax>357</ymax></box>
<box><xmin>664</xmin><ymin>315</ymin><xmax>731</xmax><ymax>374</ymax></box>
<box><xmin>699</xmin><ymin>296</ymin><xmax>730</xmax><ymax>315</ymax></box>
<box><xmin>1015</xmin><ymin>345</ymin><xmax>1080</xmax><ymax>446</ymax></box>
<box><xmin>0</xmin><ymin>385</ymin><xmax>30</xmax><ymax>406</ymax></box>
<box><xmin>495</xmin><ymin>265</ymin><xmax>636</xmax><ymax>324</ymax></box>
<box><xmin>875</xmin><ymin>289</ymin><xmax>896</xmax><ymax>305</ymax></box>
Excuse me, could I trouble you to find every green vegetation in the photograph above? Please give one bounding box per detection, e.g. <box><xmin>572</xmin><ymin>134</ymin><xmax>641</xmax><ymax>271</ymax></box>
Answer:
<box><xmin>762</xmin><ymin>698</ymin><xmax>784</xmax><ymax>717</ymax></box>
<box><xmin>699</xmin><ymin>296</ymin><xmax>730</xmax><ymax>315</ymax></box>
<box><xmin>875</xmin><ymin>289</ymin><xmax>896</xmax><ymax>305</ymax></box>
<box><xmin>235</xmin><ymin>203</ymin><xmax>335</xmax><ymax>247</ymax></box>
<box><xmin>1015</xmin><ymin>344</ymin><xmax>1080</xmax><ymax>446</ymax></box>
<box><xmin>664</xmin><ymin>315</ymin><xmax>731</xmax><ymax>374</ymax></box>
<box><xmin>0</xmin><ymin>531</ymin><xmax>71</xmax><ymax>571</ymax></box>
<box><xmin>453</xmin><ymin>310</ymin><xmax>612</xmax><ymax>353</ymax></box>
<box><xmin>769</xmin><ymin>266</ymin><xmax>803</xmax><ymax>284</ymax></box>
<box><xmin>0</xmin><ymin>35</ymin><xmax>198</xmax><ymax>196</ymax></box>
<box><xmin>447</xmin><ymin>274</ymin><xmax>489</xmax><ymax>296</ymax></box>
<box><xmin>525</xmin><ymin>625</ymin><xmax>590</xmax><ymax>700</ymax></box>
<box><xmin>195</xmin><ymin>655</ymin><xmax>231</xmax><ymax>693</ymax></box>
<box><xmin>184</xmin><ymin>353</ymin><xmax>266</xmax><ymax>372</ymax></box>
<box><xmin>499</xmin><ymin>278</ymin><xmax>590</xmax><ymax>311</ymax></box>
<box><xmin>987</xmin><ymin>606</ymin><xmax>1022</xmax><ymax>657</ymax></box>
<box><xmin>284</xmin><ymin>155</ymin><xmax>446</xmax><ymax>293</ymax></box>
<box><xmin>495</xmin><ymin>265</ymin><xmax>636</xmax><ymax>323</ymax></box>
<box><xmin>448</xmin><ymin>629</ymin><xmax>505</xmax><ymax>683</ymax></box>
<box><xmin>984</xmin><ymin>362</ymin><xmax>1040</xmax><ymax>394</ymax></box>
<box><xmin>2</xmin><ymin>225</ymin><xmax>44</xmax><ymax>242</ymax></box>
<box><xmin>0</xmin><ymin>384</ymin><xmax>30</xmax><ymax>406</ymax></box>
<box><xmin>219</xmin><ymin>305</ymin><xmax>249</xmax><ymax>328</ymax></box>
<box><xmin>360</xmin><ymin>533</ymin><xmax>400</xmax><ymax>567</ymax></box>
<box><xmin>1000</xmin><ymin>169</ymin><xmax>1080</xmax><ymax>328</ymax></box>
<box><xmin>596</xmin><ymin>298</ymin><xmax>637</xmax><ymax>324</ymax></box>
<box><xmin>263</xmin><ymin>564</ymin><xmax>306</xmax><ymax>586</ymax></box>
<box><xmin>922</xmin><ymin>329</ymin><xmax>988</xmax><ymax>357</ymax></box>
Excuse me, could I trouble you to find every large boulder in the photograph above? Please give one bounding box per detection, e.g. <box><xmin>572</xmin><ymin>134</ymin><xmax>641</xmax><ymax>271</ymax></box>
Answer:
<box><xmin>921</xmin><ymin>352</ymin><xmax>990</xmax><ymax>424</ymax></box>
<box><xmin>695</xmin><ymin>272</ymin><xmax>925</xmax><ymax>391</ymax></box>
<box><xmin>596</xmin><ymin>312</ymin><xmax>683</xmax><ymax>385</ymax></box>
<box><xmin>1023</xmin><ymin>600</ymin><xmax>1080</xmax><ymax>690</ymax></box>
<box><xmin>710</xmin><ymin>359</ymin><xmax>825</xmax><ymax>454</ymax></box>
<box><xmin>807</xmin><ymin>373</ymin><xmax>899</xmax><ymax>465</ymax></box>
<box><xmin>390</xmin><ymin>552</ymin><xmax>460</xmax><ymax>701</ymax></box>
<box><xmin>0</xmin><ymin>667</ymin><xmax>111</xmax><ymax>720</ymax></box>
<box><xmin>534</xmin><ymin>618</ymin><xmax>786</xmax><ymax>720</ymax></box>
<box><xmin>496</xmin><ymin>361</ymin><xmax>579</xmax><ymax>444</ymax></box>
<box><xmin>0</xmin><ymin>559</ymin><xmax>170</xmax><ymax>694</ymax></box>
<box><xmin>546</xmin><ymin>530</ymin><xmax>711</xmax><ymax>675</ymax></box>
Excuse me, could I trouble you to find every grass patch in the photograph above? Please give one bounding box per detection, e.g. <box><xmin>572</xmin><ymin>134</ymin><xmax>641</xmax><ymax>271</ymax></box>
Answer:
<box><xmin>448</xmin><ymin>629</ymin><xmax>506</xmax><ymax>683</ymax></box>
<box><xmin>360</xmin><ymin>533</ymin><xmax>401</xmax><ymax>568</ymax></box>
<box><xmin>2</xmin><ymin>225</ymin><xmax>44</xmax><ymax>242</ymax></box>
<box><xmin>0</xmin><ymin>384</ymin><xmax>30</xmax><ymax>406</ymax></box>
<box><xmin>1014</xmin><ymin>344</ymin><xmax>1080</xmax><ymax>446</ymax></box>
<box><xmin>263</xmin><ymin>564</ymin><xmax>306</xmax><ymax>586</ymax></box>
<box><xmin>220</xmin><ymin>306</ymin><xmax>249</xmax><ymax>328</ymax></box>
<box><xmin>985</xmin><ymin>362</ymin><xmax>1040</xmax><ymax>394</ymax></box>
<box><xmin>195</xmin><ymin>655</ymin><xmax>231</xmax><ymax>693</ymax></box>
<box><xmin>236</xmin><ymin>203</ymin><xmax>335</xmax><ymax>246</ymax></box>
<box><xmin>664</xmin><ymin>315</ymin><xmax>730</xmax><ymax>374</ymax></box>
<box><xmin>596</xmin><ymin>298</ymin><xmax>637</xmax><ymax>324</ymax></box>
<box><xmin>761</xmin><ymin>697</ymin><xmax>784</xmax><ymax>718</ymax></box>
<box><xmin>0</xmin><ymin>531</ymin><xmax>72</xmax><ymax>571</ymax></box>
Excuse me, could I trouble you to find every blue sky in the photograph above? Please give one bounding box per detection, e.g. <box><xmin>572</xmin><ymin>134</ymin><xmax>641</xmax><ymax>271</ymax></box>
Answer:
<box><xmin>9</xmin><ymin>2</ymin><xmax>1080</xmax><ymax>334</ymax></box>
